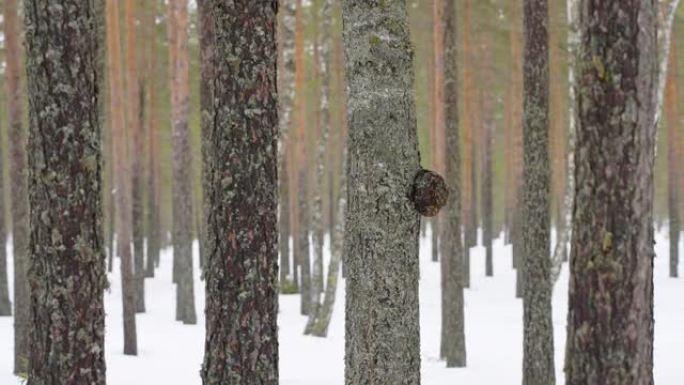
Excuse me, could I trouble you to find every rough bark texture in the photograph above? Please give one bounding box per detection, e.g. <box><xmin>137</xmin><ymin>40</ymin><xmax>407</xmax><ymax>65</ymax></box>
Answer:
<box><xmin>6</xmin><ymin>0</ymin><xmax>30</xmax><ymax>373</ymax></box>
<box><xmin>200</xmin><ymin>2</ymin><xmax>279</xmax><ymax>384</ymax></box>
<box><xmin>170</xmin><ymin>0</ymin><xmax>196</xmax><ymax>325</ymax></box>
<box><xmin>305</xmin><ymin>0</ymin><xmax>333</xmax><ymax>334</ymax></box>
<box><xmin>125</xmin><ymin>0</ymin><xmax>145</xmax><ymax>314</ymax></box>
<box><xmin>442</xmin><ymin>0</ymin><xmax>466</xmax><ymax>368</ymax></box>
<box><xmin>24</xmin><ymin>0</ymin><xmax>108</xmax><ymax>382</ymax></box>
<box><xmin>0</xmin><ymin>129</ymin><xmax>9</xmax><ymax>316</ymax></box>
<box><xmin>341</xmin><ymin>1</ymin><xmax>422</xmax><ymax>383</ymax></box>
<box><xmin>278</xmin><ymin>0</ymin><xmax>296</xmax><ymax>285</ymax></box>
<box><xmin>106</xmin><ymin>0</ymin><xmax>138</xmax><ymax>356</ymax></box>
<box><xmin>565</xmin><ymin>1</ymin><xmax>657</xmax><ymax>384</ymax></box>
<box><xmin>666</xmin><ymin>41</ymin><xmax>680</xmax><ymax>278</ymax></box>
<box><xmin>521</xmin><ymin>1</ymin><xmax>555</xmax><ymax>384</ymax></box>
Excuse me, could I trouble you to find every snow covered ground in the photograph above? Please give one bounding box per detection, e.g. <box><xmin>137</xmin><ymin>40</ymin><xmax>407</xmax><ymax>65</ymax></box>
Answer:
<box><xmin>1</xmin><ymin>228</ymin><xmax>683</xmax><ymax>384</ymax></box>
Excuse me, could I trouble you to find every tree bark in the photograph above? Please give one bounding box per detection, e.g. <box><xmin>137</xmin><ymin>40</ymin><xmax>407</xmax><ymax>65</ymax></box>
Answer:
<box><xmin>565</xmin><ymin>1</ymin><xmax>657</xmax><ymax>384</ymax></box>
<box><xmin>666</xmin><ymin>40</ymin><xmax>680</xmax><ymax>278</ymax></box>
<box><xmin>521</xmin><ymin>1</ymin><xmax>555</xmax><ymax>384</ymax></box>
<box><xmin>200</xmin><ymin>2</ymin><xmax>279</xmax><ymax>383</ymax></box>
<box><xmin>5</xmin><ymin>0</ymin><xmax>30</xmax><ymax>373</ymax></box>
<box><xmin>106</xmin><ymin>0</ymin><xmax>138</xmax><ymax>357</ymax></box>
<box><xmin>0</xmin><ymin>127</ymin><xmax>9</xmax><ymax>316</ymax></box>
<box><xmin>170</xmin><ymin>0</ymin><xmax>196</xmax><ymax>325</ymax></box>
<box><xmin>341</xmin><ymin>1</ymin><xmax>423</xmax><ymax>383</ymax></box>
<box><xmin>24</xmin><ymin>0</ymin><xmax>108</xmax><ymax>381</ymax></box>
<box><xmin>125</xmin><ymin>0</ymin><xmax>145</xmax><ymax>314</ymax></box>
<box><xmin>442</xmin><ymin>0</ymin><xmax>466</xmax><ymax>368</ymax></box>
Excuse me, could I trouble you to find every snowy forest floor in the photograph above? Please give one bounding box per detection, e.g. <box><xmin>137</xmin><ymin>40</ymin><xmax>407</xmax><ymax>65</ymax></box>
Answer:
<box><xmin>1</xmin><ymin>227</ymin><xmax>683</xmax><ymax>385</ymax></box>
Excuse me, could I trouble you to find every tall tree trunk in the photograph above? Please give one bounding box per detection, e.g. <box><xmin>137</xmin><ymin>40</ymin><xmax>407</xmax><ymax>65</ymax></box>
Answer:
<box><xmin>125</xmin><ymin>0</ymin><xmax>145</xmax><ymax>314</ymax></box>
<box><xmin>144</xmin><ymin>0</ymin><xmax>160</xmax><ymax>278</ymax></box>
<box><xmin>198</xmin><ymin>0</ymin><xmax>214</xmax><ymax>281</ymax></box>
<box><xmin>24</xmin><ymin>0</ymin><xmax>108</xmax><ymax>380</ymax></box>
<box><xmin>551</xmin><ymin>0</ymin><xmax>580</xmax><ymax>285</ymax></box>
<box><xmin>0</xmin><ymin>131</ymin><xmax>9</xmax><ymax>316</ymax></box>
<box><xmin>522</xmin><ymin>1</ymin><xmax>555</xmax><ymax>384</ymax></box>
<box><xmin>666</xmin><ymin>40</ymin><xmax>680</xmax><ymax>278</ymax></box>
<box><xmin>432</xmin><ymin>0</ymin><xmax>445</xmax><ymax>264</ymax></box>
<box><xmin>200</xmin><ymin>2</ymin><xmax>279</xmax><ymax>383</ymax></box>
<box><xmin>306</xmin><ymin>0</ymin><xmax>333</xmax><ymax>333</ymax></box>
<box><xmin>654</xmin><ymin>0</ymin><xmax>681</xmax><ymax>131</ymax></box>
<box><xmin>106</xmin><ymin>0</ymin><xmax>138</xmax><ymax>356</ymax></box>
<box><xmin>279</xmin><ymin>0</ymin><xmax>296</xmax><ymax>286</ymax></box>
<box><xmin>170</xmin><ymin>0</ymin><xmax>196</xmax><ymax>325</ymax></box>
<box><xmin>442</xmin><ymin>0</ymin><xmax>466</xmax><ymax>368</ymax></box>
<box><xmin>565</xmin><ymin>1</ymin><xmax>657</xmax><ymax>384</ymax></box>
<box><xmin>5</xmin><ymin>0</ymin><xmax>30</xmax><ymax>373</ymax></box>
<box><xmin>294</xmin><ymin>0</ymin><xmax>311</xmax><ymax>316</ymax></box>
<box><xmin>342</xmin><ymin>1</ymin><xmax>438</xmax><ymax>382</ymax></box>
<box><xmin>480</xmin><ymin>24</ymin><xmax>495</xmax><ymax>278</ymax></box>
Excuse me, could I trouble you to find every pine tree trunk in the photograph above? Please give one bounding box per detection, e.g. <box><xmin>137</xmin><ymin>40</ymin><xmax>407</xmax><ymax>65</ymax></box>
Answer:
<box><xmin>654</xmin><ymin>0</ymin><xmax>681</xmax><ymax>130</ymax></box>
<box><xmin>565</xmin><ymin>1</ymin><xmax>656</xmax><ymax>384</ymax></box>
<box><xmin>306</xmin><ymin>0</ymin><xmax>333</xmax><ymax>332</ymax></box>
<box><xmin>24</xmin><ymin>0</ymin><xmax>108</xmax><ymax>381</ymax></box>
<box><xmin>666</xmin><ymin>41</ymin><xmax>680</xmax><ymax>278</ymax></box>
<box><xmin>200</xmin><ymin>3</ymin><xmax>279</xmax><ymax>383</ymax></box>
<box><xmin>125</xmin><ymin>0</ymin><xmax>145</xmax><ymax>314</ymax></box>
<box><xmin>442</xmin><ymin>0</ymin><xmax>466</xmax><ymax>368</ymax></box>
<box><xmin>342</xmin><ymin>1</ymin><xmax>424</xmax><ymax>382</ymax></box>
<box><xmin>106</xmin><ymin>0</ymin><xmax>138</xmax><ymax>356</ymax></box>
<box><xmin>144</xmin><ymin>0</ymin><xmax>160</xmax><ymax>278</ymax></box>
<box><xmin>0</xmin><ymin>132</ymin><xmax>9</xmax><ymax>316</ymax></box>
<box><xmin>431</xmin><ymin>0</ymin><xmax>445</xmax><ymax>264</ymax></box>
<box><xmin>170</xmin><ymin>0</ymin><xmax>196</xmax><ymax>325</ymax></box>
<box><xmin>521</xmin><ymin>1</ymin><xmax>555</xmax><ymax>384</ymax></box>
<box><xmin>279</xmin><ymin>0</ymin><xmax>296</xmax><ymax>285</ymax></box>
<box><xmin>5</xmin><ymin>0</ymin><xmax>30</xmax><ymax>373</ymax></box>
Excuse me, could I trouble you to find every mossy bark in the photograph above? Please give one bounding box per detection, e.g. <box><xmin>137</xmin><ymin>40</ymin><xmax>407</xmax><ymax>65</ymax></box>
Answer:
<box><xmin>565</xmin><ymin>1</ymin><xmax>656</xmax><ymax>384</ymax></box>
<box><xmin>521</xmin><ymin>1</ymin><xmax>555</xmax><ymax>384</ymax></box>
<box><xmin>24</xmin><ymin>0</ymin><xmax>108</xmax><ymax>382</ymax></box>
<box><xmin>341</xmin><ymin>1</ymin><xmax>422</xmax><ymax>383</ymax></box>
<box><xmin>6</xmin><ymin>0</ymin><xmax>30</xmax><ymax>373</ymax></box>
<box><xmin>442</xmin><ymin>0</ymin><xmax>466</xmax><ymax>368</ymax></box>
<box><xmin>200</xmin><ymin>2</ymin><xmax>279</xmax><ymax>384</ymax></box>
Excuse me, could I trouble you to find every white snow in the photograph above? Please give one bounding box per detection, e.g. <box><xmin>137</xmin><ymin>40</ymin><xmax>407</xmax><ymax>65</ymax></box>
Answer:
<box><xmin>1</xmin><ymin>229</ymin><xmax>683</xmax><ymax>384</ymax></box>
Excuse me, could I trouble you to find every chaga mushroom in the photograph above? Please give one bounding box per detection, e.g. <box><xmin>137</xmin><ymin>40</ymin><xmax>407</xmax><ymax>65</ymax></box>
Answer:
<box><xmin>411</xmin><ymin>169</ymin><xmax>449</xmax><ymax>217</ymax></box>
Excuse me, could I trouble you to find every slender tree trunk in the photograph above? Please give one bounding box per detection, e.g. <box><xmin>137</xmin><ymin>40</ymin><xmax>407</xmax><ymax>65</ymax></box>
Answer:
<box><xmin>666</xmin><ymin>41</ymin><xmax>680</xmax><ymax>278</ymax></box>
<box><xmin>200</xmin><ymin>2</ymin><xmax>279</xmax><ymax>383</ymax></box>
<box><xmin>565</xmin><ymin>1</ymin><xmax>657</xmax><ymax>384</ymax></box>
<box><xmin>170</xmin><ymin>0</ymin><xmax>196</xmax><ymax>325</ymax></box>
<box><xmin>432</xmin><ymin>0</ymin><xmax>445</xmax><ymax>264</ymax></box>
<box><xmin>655</xmin><ymin>0</ymin><xmax>681</xmax><ymax>130</ymax></box>
<box><xmin>167</xmin><ymin>0</ymin><xmax>179</xmax><ymax>284</ymax></box>
<box><xmin>342</xmin><ymin>1</ymin><xmax>433</xmax><ymax>382</ymax></box>
<box><xmin>106</xmin><ymin>0</ymin><xmax>138</xmax><ymax>356</ymax></box>
<box><xmin>551</xmin><ymin>0</ymin><xmax>580</xmax><ymax>285</ymax></box>
<box><xmin>125</xmin><ymin>0</ymin><xmax>145</xmax><ymax>314</ymax></box>
<box><xmin>306</xmin><ymin>0</ymin><xmax>333</xmax><ymax>333</ymax></box>
<box><xmin>279</xmin><ymin>0</ymin><xmax>296</xmax><ymax>286</ymax></box>
<box><xmin>5</xmin><ymin>0</ymin><xmax>30</xmax><ymax>373</ymax></box>
<box><xmin>442</xmin><ymin>0</ymin><xmax>466</xmax><ymax>368</ymax></box>
<box><xmin>480</xmin><ymin>25</ymin><xmax>495</xmax><ymax>278</ymax></box>
<box><xmin>24</xmin><ymin>0</ymin><xmax>108</xmax><ymax>380</ymax></box>
<box><xmin>521</xmin><ymin>1</ymin><xmax>555</xmax><ymax>384</ymax></box>
<box><xmin>0</xmin><ymin>132</ymin><xmax>9</xmax><ymax>316</ymax></box>
<box><xmin>144</xmin><ymin>0</ymin><xmax>160</xmax><ymax>278</ymax></box>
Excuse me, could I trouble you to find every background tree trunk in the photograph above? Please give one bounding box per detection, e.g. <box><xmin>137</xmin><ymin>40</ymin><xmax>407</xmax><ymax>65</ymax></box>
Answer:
<box><xmin>170</xmin><ymin>0</ymin><xmax>197</xmax><ymax>325</ymax></box>
<box><xmin>0</xmin><ymin>131</ymin><xmax>9</xmax><ymax>316</ymax></box>
<box><xmin>521</xmin><ymin>1</ymin><xmax>555</xmax><ymax>384</ymax></box>
<box><xmin>565</xmin><ymin>1</ymin><xmax>657</xmax><ymax>384</ymax></box>
<box><xmin>106</xmin><ymin>0</ymin><xmax>138</xmax><ymax>356</ymax></box>
<box><xmin>24</xmin><ymin>0</ymin><xmax>107</xmax><ymax>381</ymax></box>
<box><xmin>666</xmin><ymin>40</ymin><xmax>680</xmax><ymax>278</ymax></box>
<box><xmin>4</xmin><ymin>0</ymin><xmax>30</xmax><ymax>373</ymax></box>
<box><xmin>341</xmin><ymin>1</ymin><xmax>422</xmax><ymax>383</ymax></box>
<box><xmin>125</xmin><ymin>0</ymin><xmax>145</xmax><ymax>314</ymax></box>
<box><xmin>442</xmin><ymin>0</ymin><xmax>466</xmax><ymax>368</ymax></box>
<box><xmin>200</xmin><ymin>2</ymin><xmax>279</xmax><ymax>383</ymax></box>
